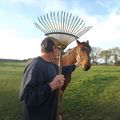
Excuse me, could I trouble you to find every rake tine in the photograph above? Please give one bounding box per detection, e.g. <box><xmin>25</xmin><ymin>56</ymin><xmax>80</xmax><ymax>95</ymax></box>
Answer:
<box><xmin>63</xmin><ymin>12</ymin><xmax>70</xmax><ymax>42</ymax></box>
<box><xmin>61</xmin><ymin>11</ymin><xmax>64</xmax><ymax>32</ymax></box>
<box><xmin>69</xmin><ymin>16</ymin><xmax>78</xmax><ymax>33</ymax></box>
<box><xmin>72</xmin><ymin>19</ymin><xmax>83</xmax><ymax>36</ymax></box>
<box><xmin>64</xmin><ymin>12</ymin><xmax>69</xmax><ymax>33</ymax></box>
<box><xmin>34</xmin><ymin>22</ymin><xmax>48</xmax><ymax>33</ymax></box>
<box><xmin>43</xmin><ymin>14</ymin><xmax>53</xmax><ymax>32</ymax></box>
<box><xmin>70</xmin><ymin>16</ymin><xmax>79</xmax><ymax>34</ymax></box>
<box><xmin>57</xmin><ymin>12</ymin><xmax>60</xmax><ymax>32</ymax></box>
<box><xmin>66</xmin><ymin>13</ymin><xmax>72</xmax><ymax>33</ymax></box>
<box><xmin>59</xmin><ymin>11</ymin><xmax>62</xmax><ymax>32</ymax></box>
<box><xmin>44</xmin><ymin>14</ymin><xmax>53</xmax><ymax>32</ymax></box>
<box><xmin>52</xmin><ymin>12</ymin><xmax>57</xmax><ymax>32</ymax></box>
<box><xmin>50</xmin><ymin>12</ymin><xmax>55</xmax><ymax>32</ymax></box>
<box><xmin>84</xmin><ymin>26</ymin><xmax>92</xmax><ymax>33</ymax></box>
<box><xmin>75</xmin><ymin>22</ymin><xmax>86</xmax><ymax>36</ymax></box>
<box><xmin>71</xmin><ymin>16</ymin><xmax>80</xmax><ymax>35</ymax></box>
<box><xmin>40</xmin><ymin>16</ymin><xmax>51</xmax><ymax>33</ymax></box>
<box><xmin>62</xmin><ymin>11</ymin><xmax>66</xmax><ymax>33</ymax></box>
<box><xmin>71</xmin><ymin>15</ymin><xmax>77</xmax><ymax>33</ymax></box>
<box><xmin>60</xmin><ymin>11</ymin><xmax>63</xmax><ymax>32</ymax></box>
<box><xmin>38</xmin><ymin>17</ymin><xmax>49</xmax><ymax>33</ymax></box>
<box><xmin>57</xmin><ymin>11</ymin><xmax>60</xmax><ymax>32</ymax></box>
<box><xmin>69</xmin><ymin>15</ymin><xmax>77</xmax><ymax>34</ymax></box>
<box><xmin>48</xmin><ymin>12</ymin><xmax>55</xmax><ymax>32</ymax></box>
<box><xmin>53</xmin><ymin>12</ymin><xmax>58</xmax><ymax>32</ymax></box>
<box><xmin>77</xmin><ymin>27</ymin><xmax>87</xmax><ymax>37</ymax></box>
<box><xmin>68</xmin><ymin>14</ymin><xmax>75</xmax><ymax>33</ymax></box>
<box><xmin>78</xmin><ymin>26</ymin><xmax>92</xmax><ymax>37</ymax></box>
<box><xmin>82</xmin><ymin>26</ymin><xmax>92</xmax><ymax>36</ymax></box>
<box><xmin>52</xmin><ymin>12</ymin><xmax>58</xmax><ymax>32</ymax></box>
<box><xmin>58</xmin><ymin>11</ymin><xmax>61</xmax><ymax>31</ymax></box>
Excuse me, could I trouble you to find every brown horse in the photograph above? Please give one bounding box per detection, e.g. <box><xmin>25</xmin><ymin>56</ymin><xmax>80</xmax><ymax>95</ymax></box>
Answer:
<box><xmin>61</xmin><ymin>40</ymin><xmax>92</xmax><ymax>93</ymax></box>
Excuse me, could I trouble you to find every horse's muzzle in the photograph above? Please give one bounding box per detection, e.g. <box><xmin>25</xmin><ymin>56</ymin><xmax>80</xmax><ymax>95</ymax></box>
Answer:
<box><xmin>83</xmin><ymin>64</ymin><xmax>91</xmax><ymax>71</ymax></box>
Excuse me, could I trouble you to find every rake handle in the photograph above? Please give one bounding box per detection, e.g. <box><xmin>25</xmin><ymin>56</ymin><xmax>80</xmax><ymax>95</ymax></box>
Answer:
<box><xmin>56</xmin><ymin>47</ymin><xmax>63</xmax><ymax>120</ymax></box>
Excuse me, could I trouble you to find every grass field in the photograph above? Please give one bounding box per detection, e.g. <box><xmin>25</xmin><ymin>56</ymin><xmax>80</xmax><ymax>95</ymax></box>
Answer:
<box><xmin>0</xmin><ymin>61</ymin><xmax>120</xmax><ymax>120</ymax></box>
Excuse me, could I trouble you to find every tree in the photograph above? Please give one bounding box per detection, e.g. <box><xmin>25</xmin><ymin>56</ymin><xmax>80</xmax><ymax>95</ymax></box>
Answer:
<box><xmin>91</xmin><ymin>47</ymin><xmax>102</xmax><ymax>64</ymax></box>
<box><xmin>99</xmin><ymin>50</ymin><xmax>112</xmax><ymax>64</ymax></box>
<box><xmin>109</xmin><ymin>47</ymin><xmax>120</xmax><ymax>65</ymax></box>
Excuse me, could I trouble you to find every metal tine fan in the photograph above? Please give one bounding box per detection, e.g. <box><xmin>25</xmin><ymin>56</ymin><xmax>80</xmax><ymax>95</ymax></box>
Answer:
<box><xmin>34</xmin><ymin>11</ymin><xmax>92</xmax><ymax>120</ymax></box>
<box><xmin>34</xmin><ymin>11</ymin><xmax>92</xmax><ymax>48</ymax></box>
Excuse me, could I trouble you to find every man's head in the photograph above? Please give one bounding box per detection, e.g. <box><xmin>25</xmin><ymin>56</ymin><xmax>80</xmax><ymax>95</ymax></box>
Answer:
<box><xmin>40</xmin><ymin>37</ymin><xmax>58</xmax><ymax>62</ymax></box>
<box><xmin>41</xmin><ymin>37</ymin><xmax>57</xmax><ymax>53</ymax></box>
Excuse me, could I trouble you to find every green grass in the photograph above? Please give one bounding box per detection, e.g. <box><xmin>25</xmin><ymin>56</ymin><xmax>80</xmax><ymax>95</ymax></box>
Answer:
<box><xmin>0</xmin><ymin>61</ymin><xmax>120</xmax><ymax>120</ymax></box>
<box><xmin>0</xmin><ymin>61</ymin><xmax>25</xmax><ymax>120</ymax></box>
<box><xmin>61</xmin><ymin>66</ymin><xmax>120</xmax><ymax>120</ymax></box>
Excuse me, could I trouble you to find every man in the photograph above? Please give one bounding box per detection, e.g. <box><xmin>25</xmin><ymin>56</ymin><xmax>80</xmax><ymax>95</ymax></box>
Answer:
<box><xmin>19</xmin><ymin>37</ymin><xmax>79</xmax><ymax>120</ymax></box>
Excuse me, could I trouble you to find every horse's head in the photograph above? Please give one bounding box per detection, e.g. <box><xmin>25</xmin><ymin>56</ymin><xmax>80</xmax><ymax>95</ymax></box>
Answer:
<box><xmin>75</xmin><ymin>40</ymin><xmax>92</xmax><ymax>71</ymax></box>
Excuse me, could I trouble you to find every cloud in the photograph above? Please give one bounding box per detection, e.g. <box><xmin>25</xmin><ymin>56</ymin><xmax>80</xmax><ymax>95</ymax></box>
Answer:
<box><xmin>0</xmin><ymin>28</ymin><xmax>43</xmax><ymax>59</ymax></box>
<box><xmin>79</xmin><ymin>10</ymin><xmax>120</xmax><ymax>49</ymax></box>
<box><xmin>97</xmin><ymin>0</ymin><xmax>120</xmax><ymax>14</ymax></box>
<box><xmin>0</xmin><ymin>0</ymin><xmax>38</xmax><ymax>5</ymax></box>
<box><xmin>1</xmin><ymin>0</ymin><xmax>66</xmax><ymax>12</ymax></box>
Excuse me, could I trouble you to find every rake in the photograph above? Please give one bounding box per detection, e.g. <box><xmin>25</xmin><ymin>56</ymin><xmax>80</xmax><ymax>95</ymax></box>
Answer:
<box><xmin>34</xmin><ymin>11</ymin><xmax>92</xmax><ymax>120</ymax></box>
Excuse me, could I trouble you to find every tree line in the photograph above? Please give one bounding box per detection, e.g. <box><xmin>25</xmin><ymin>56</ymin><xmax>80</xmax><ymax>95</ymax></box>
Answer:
<box><xmin>91</xmin><ymin>47</ymin><xmax>120</xmax><ymax>65</ymax></box>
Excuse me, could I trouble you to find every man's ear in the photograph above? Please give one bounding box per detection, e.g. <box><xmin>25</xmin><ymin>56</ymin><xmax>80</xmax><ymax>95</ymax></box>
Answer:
<box><xmin>76</xmin><ymin>40</ymin><xmax>81</xmax><ymax>45</ymax></box>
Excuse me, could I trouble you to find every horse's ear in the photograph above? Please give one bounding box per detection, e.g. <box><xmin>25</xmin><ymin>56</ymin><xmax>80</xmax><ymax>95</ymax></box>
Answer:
<box><xmin>86</xmin><ymin>40</ymin><xmax>89</xmax><ymax>44</ymax></box>
<box><xmin>76</xmin><ymin>40</ymin><xmax>81</xmax><ymax>45</ymax></box>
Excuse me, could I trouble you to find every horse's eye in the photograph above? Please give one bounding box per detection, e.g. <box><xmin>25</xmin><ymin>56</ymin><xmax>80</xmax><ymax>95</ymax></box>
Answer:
<box><xmin>80</xmin><ymin>48</ymin><xmax>84</xmax><ymax>51</ymax></box>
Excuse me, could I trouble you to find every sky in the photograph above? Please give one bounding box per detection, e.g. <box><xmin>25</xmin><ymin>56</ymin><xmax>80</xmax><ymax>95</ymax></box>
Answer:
<box><xmin>0</xmin><ymin>0</ymin><xmax>120</xmax><ymax>60</ymax></box>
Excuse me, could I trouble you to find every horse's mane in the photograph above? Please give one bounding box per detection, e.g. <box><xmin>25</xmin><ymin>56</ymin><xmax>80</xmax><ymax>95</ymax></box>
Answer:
<box><xmin>80</xmin><ymin>42</ymin><xmax>92</xmax><ymax>53</ymax></box>
<box><xmin>64</xmin><ymin>42</ymin><xmax>91</xmax><ymax>56</ymax></box>
<box><xmin>63</xmin><ymin>47</ymin><xmax>77</xmax><ymax>57</ymax></box>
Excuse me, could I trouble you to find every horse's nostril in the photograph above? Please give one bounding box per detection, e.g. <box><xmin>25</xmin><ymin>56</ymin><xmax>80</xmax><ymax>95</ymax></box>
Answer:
<box><xmin>87</xmin><ymin>64</ymin><xmax>91</xmax><ymax>69</ymax></box>
<box><xmin>83</xmin><ymin>64</ymin><xmax>91</xmax><ymax>71</ymax></box>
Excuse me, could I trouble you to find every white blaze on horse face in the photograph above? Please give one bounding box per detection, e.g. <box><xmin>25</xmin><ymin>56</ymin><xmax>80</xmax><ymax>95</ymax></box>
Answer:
<box><xmin>76</xmin><ymin>50</ymin><xmax>81</xmax><ymax>66</ymax></box>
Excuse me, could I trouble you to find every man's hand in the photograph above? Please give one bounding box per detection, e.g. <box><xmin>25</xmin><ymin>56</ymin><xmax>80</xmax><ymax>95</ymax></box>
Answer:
<box><xmin>49</xmin><ymin>74</ymin><xmax>65</xmax><ymax>91</ymax></box>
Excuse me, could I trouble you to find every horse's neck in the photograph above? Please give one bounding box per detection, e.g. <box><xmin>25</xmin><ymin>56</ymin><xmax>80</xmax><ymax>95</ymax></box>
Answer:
<box><xmin>62</xmin><ymin>47</ymin><xmax>77</xmax><ymax>66</ymax></box>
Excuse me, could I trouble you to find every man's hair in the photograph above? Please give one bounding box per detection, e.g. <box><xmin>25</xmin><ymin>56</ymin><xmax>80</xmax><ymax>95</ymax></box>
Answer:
<box><xmin>41</xmin><ymin>37</ymin><xmax>56</xmax><ymax>53</ymax></box>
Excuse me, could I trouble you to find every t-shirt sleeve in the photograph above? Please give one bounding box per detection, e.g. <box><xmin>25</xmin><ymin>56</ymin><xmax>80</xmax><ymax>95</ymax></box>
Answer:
<box><xmin>62</xmin><ymin>64</ymin><xmax>76</xmax><ymax>75</ymax></box>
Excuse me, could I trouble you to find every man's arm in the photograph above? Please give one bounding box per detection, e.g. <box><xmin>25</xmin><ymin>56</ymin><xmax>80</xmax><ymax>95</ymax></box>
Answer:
<box><xmin>62</xmin><ymin>64</ymin><xmax>76</xmax><ymax>75</ymax></box>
